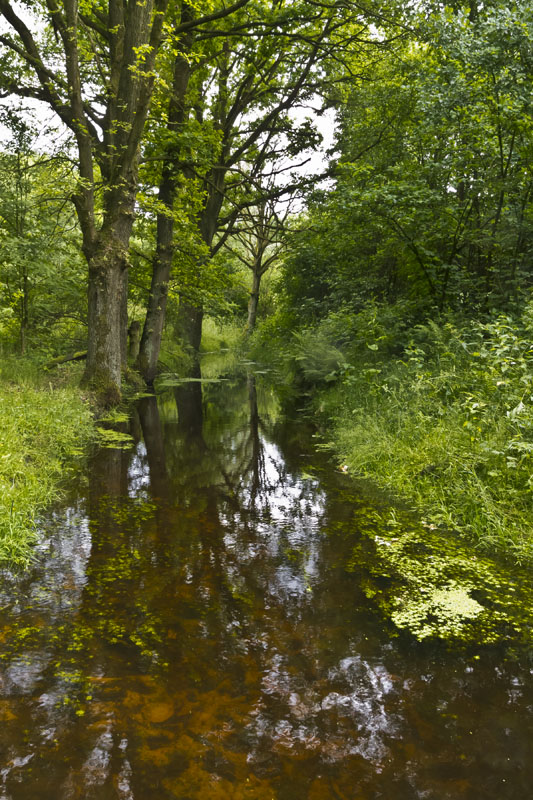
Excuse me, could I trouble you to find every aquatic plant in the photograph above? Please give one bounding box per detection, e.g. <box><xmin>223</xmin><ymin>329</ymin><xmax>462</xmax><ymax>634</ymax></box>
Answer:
<box><xmin>347</xmin><ymin>508</ymin><xmax>533</xmax><ymax>644</ymax></box>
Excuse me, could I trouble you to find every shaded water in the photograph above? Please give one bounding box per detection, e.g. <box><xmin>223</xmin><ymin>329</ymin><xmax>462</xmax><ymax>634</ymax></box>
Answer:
<box><xmin>1</xmin><ymin>368</ymin><xmax>533</xmax><ymax>799</ymax></box>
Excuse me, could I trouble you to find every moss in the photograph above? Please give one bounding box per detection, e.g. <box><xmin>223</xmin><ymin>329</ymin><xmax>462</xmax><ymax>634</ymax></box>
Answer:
<box><xmin>99</xmin><ymin>382</ymin><xmax>122</xmax><ymax>408</ymax></box>
<box><xmin>81</xmin><ymin>372</ymin><xmax>122</xmax><ymax>408</ymax></box>
<box><xmin>124</xmin><ymin>369</ymin><xmax>147</xmax><ymax>393</ymax></box>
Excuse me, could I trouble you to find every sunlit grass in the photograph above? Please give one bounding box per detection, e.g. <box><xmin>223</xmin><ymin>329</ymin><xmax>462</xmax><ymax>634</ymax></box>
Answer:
<box><xmin>324</xmin><ymin>324</ymin><xmax>533</xmax><ymax>562</ymax></box>
<box><xmin>201</xmin><ymin>317</ymin><xmax>244</xmax><ymax>353</ymax></box>
<box><xmin>333</xmin><ymin>404</ymin><xmax>533</xmax><ymax>558</ymax></box>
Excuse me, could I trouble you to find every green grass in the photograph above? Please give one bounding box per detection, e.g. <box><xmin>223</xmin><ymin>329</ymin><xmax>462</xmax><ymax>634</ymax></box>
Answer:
<box><xmin>200</xmin><ymin>317</ymin><xmax>244</xmax><ymax>353</ymax></box>
<box><xmin>311</xmin><ymin>313</ymin><xmax>533</xmax><ymax>563</ymax></box>
<box><xmin>255</xmin><ymin>304</ymin><xmax>533</xmax><ymax>564</ymax></box>
<box><xmin>0</xmin><ymin>358</ymin><xmax>95</xmax><ymax>565</ymax></box>
<box><xmin>330</xmin><ymin>400</ymin><xmax>533</xmax><ymax>559</ymax></box>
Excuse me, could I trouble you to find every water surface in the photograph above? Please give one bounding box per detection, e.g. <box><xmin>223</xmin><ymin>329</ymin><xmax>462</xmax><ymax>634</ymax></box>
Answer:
<box><xmin>0</xmin><ymin>370</ymin><xmax>532</xmax><ymax>799</ymax></box>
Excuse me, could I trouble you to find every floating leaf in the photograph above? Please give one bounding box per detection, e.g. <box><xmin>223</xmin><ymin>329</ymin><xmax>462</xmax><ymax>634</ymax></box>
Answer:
<box><xmin>157</xmin><ymin>375</ymin><xmax>226</xmax><ymax>387</ymax></box>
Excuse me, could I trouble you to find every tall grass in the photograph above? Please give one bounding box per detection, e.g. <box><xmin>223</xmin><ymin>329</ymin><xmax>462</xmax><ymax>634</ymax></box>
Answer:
<box><xmin>0</xmin><ymin>359</ymin><xmax>94</xmax><ymax>565</ymax></box>
<box><xmin>257</xmin><ymin>302</ymin><xmax>533</xmax><ymax>562</ymax></box>
<box><xmin>323</xmin><ymin>312</ymin><xmax>533</xmax><ymax>562</ymax></box>
<box><xmin>200</xmin><ymin>317</ymin><xmax>244</xmax><ymax>353</ymax></box>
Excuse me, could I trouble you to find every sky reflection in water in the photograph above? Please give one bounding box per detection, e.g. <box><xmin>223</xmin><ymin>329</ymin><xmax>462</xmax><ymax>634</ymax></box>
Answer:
<box><xmin>0</xmin><ymin>370</ymin><xmax>532</xmax><ymax>799</ymax></box>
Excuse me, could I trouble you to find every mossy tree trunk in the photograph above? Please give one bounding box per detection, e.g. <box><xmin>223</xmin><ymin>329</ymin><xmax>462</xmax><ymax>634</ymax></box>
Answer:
<box><xmin>176</xmin><ymin>302</ymin><xmax>205</xmax><ymax>353</ymax></box>
<box><xmin>83</xmin><ymin>229</ymin><xmax>131</xmax><ymax>404</ymax></box>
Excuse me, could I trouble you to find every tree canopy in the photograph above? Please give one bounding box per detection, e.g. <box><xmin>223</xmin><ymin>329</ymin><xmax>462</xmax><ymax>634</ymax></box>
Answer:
<box><xmin>0</xmin><ymin>0</ymin><xmax>531</xmax><ymax>398</ymax></box>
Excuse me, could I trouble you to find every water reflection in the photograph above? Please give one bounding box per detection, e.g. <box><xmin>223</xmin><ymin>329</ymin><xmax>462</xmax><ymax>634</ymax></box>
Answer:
<box><xmin>0</xmin><ymin>366</ymin><xmax>532</xmax><ymax>798</ymax></box>
<box><xmin>136</xmin><ymin>395</ymin><xmax>169</xmax><ymax>502</ymax></box>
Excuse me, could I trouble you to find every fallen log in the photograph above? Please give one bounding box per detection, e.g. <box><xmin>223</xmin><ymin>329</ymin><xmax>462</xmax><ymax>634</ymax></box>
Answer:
<box><xmin>45</xmin><ymin>350</ymin><xmax>87</xmax><ymax>369</ymax></box>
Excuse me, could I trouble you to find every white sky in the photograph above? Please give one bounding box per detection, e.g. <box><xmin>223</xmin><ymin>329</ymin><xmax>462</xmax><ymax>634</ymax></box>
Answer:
<box><xmin>0</xmin><ymin>1</ymin><xmax>337</xmax><ymax>190</ymax></box>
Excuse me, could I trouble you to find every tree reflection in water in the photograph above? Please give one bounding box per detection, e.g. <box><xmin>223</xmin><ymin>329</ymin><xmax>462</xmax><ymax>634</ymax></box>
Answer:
<box><xmin>0</xmin><ymin>367</ymin><xmax>532</xmax><ymax>799</ymax></box>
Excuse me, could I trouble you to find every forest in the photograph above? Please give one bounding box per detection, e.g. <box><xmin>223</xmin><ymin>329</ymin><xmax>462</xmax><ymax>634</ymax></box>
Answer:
<box><xmin>1</xmin><ymin>0</ymin><xmax>533</xmax><ymax>564</ymax></box>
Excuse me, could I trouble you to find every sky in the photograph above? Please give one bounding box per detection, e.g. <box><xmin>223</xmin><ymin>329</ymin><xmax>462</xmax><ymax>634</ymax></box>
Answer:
<box><xmin>0</xmin><ymin>2</ymin><xmax>337</xmax><ymax>194</ymax></box>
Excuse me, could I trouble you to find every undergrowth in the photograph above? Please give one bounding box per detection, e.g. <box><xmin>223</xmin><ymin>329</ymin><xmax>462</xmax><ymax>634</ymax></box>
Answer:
<box><xmin>200</xmin><ymin>317</ymin><xmax>245</xmax><ymax>353</ymax></box>
<box><xmin>0</xmin><ymin>358</ymin><xmax>94</xmax><ymax>565</ymax></box>
<box><xmin>254</xmin><ymin>300</ymin><xmax>533</xmax><ymax>563</ymax></box>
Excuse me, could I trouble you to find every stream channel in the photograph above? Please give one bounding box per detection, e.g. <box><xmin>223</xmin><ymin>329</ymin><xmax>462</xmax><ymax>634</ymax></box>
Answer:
<box><xmin>0</xmin><ymin>361</ymin><xmax>533</xmax><ymax>799</ymax></box>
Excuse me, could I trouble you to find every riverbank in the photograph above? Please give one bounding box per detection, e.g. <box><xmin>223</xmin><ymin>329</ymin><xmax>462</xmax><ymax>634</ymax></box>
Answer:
<box><xmin>3</xmin><ymin>360</ymin><xmax>533</xmax><ymax>797</ymax></box>
<box><xmin>0</xmin><ymin>358</ymin><xmax>95</xmax><ymax>565</ymax></box>
<box><xmin>252</xmin><ymin>305</ymin><xmax>533</xmax><ymax>565</ymax></box>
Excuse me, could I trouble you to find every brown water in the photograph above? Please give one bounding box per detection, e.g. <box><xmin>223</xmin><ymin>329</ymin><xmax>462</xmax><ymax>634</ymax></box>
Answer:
<box><xmin>0</xmin><ymin>369</ymin><xmax>532</xmax><ymax>799</ymax></box>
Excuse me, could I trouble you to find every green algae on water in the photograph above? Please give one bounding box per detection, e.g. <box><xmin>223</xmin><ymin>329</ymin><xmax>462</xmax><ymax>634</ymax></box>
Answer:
<box><xmin>391</xmin><ymin>581</ymin><xmax>484</xmax><ymax>641</ymax></box>
<box><xmin>346</xmin><ymin>507</ymin><xmax>533</xmax><ymax>645</ymax></box>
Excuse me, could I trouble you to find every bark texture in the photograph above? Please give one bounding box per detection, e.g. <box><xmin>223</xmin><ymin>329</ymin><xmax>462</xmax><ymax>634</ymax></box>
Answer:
<box><xmin>83</xmin><ymin>215</ymin><xmax>135</xmax><ymax>402</ymax></box>
<box><xmin>247</xmin><ymin>268</ymin><xmax>262</xmax><ymax>334</ymax></box>
<box><xmin>137</xmin><ymin>10</ymin><xmax>194</xmax><ymax>384</ymax></box>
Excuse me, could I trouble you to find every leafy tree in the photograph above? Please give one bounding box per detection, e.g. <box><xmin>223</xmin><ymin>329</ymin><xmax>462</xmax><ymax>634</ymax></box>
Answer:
<box><xmin>280</xmin><ymin>0</ymin><xmax>533</xmax><ymax>325</ymax></box>
<box><xmin>221</xmin><ymin>187</ymin><xmax>295</xmax><ymax>334</ymax></box>
<box><xmin>0</xmin><ymin>0</ymin><xmax>171</xmax><ymax>401</ymax></box>
<box><xmin>0</xmin><ymin>108</ymin><xmax>86</xmax><ymax>354</ymax></box>
<box><xmin>135</xmin><ymin>0</ymin><xmax>251</xmax><ymax>381</ymax></box>
<box><xmin>135</xmin><ymin>0</ymin><xmax>401</xmax><ymax>377</ymax></box>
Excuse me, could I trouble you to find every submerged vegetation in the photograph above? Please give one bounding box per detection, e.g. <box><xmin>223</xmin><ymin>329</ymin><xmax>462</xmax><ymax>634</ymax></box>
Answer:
<box><xmin>346</xmin><ymin>505</ymin><xmax>533</xmax><ymax>644</ymax></box>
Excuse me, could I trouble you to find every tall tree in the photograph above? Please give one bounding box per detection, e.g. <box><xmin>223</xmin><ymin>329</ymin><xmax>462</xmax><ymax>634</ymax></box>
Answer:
<box><xmin>0</xmin><ymin>0</ymin><xmax>170</xmax><ymax>401</ymax></box>
<box><xmin>136</xmin><ymin>0</ymin><xmax>392</xmax><ymax>377</ymax></box>
<box><xmin>135</xmin><ymin>0</ymin><xmax>251</xmax><ymax>382</ymax></box>
<box><xmin>221</xmin><ymin>187</ymin><xmax>295</xmax><ymax>334</ymax></box>
<box><xmin>174</xmin><ymin>0</ymin><xmax>361</xmax><ymax>352</ymax></box>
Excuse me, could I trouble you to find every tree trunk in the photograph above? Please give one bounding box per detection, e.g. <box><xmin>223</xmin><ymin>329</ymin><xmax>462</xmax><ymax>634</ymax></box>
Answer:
<box><xmin>136</xmin><ymin>16</ymin><xmax>193</xmax><ymax>383</ymax></box>
<box><xmin>136</xmin><ymin>207</ymin><xmax>173</xmax><ymax>383</ymax></box>
<box><xmin>20</xmin><ymin>268</ymin><xmax>29</xmax><ymax>354</ymax></box>
<box><xmin>128</xmin><ymin>320</ymin><xmax>142</xmax><ymax>362</ymax></box>
<box><xmin>246</xmin><ymin>268</ymin><xmax>262</xmax><ymax>334</ymax></box>
<box><xmin>120</xmin><ymin>267</ymin><xmax>129</xmax><ymax>370</ymax></box>
<box><xmin>175</xmin><ymin>196</ymin><xmax>223</xmax><ymax>354</ymax></box>
<box><xmin>82</xmin><ymin>231</ymin><xmax>129</xmax><ymax>405</ymax></box>
<box><xmin>176</xmin><ymin>301</ymin><xmax>204</xmax><ymax>352</ymax></box>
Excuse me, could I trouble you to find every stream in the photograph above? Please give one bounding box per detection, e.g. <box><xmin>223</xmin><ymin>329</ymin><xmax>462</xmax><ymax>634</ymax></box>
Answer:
<box><xmin>0</xmin><ymin>365</ymin><xmax>532</xmax><ymax>799</ymax></box>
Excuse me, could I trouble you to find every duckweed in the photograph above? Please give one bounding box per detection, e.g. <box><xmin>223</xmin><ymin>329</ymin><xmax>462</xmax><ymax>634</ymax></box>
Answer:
<box><xmin>347</xmin><ymin>508</ymin><xmax>533</xmax><ymax>644</ymax></box>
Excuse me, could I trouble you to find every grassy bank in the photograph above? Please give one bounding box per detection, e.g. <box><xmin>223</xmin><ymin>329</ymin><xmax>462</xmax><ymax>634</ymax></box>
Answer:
<box><xmin>248</xmin><ymin>305</ymin><xmax>533</xmax><ymax>642</ymax></box>
<box><xmin>0</xmin><ymin>359</ymin><xmax>94</xmax><ymax>566</ymax></box>
<box><xmin>254</xmin><ymin>303</ymin><xmax>533</xmax><ymax>564</ymax></box>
